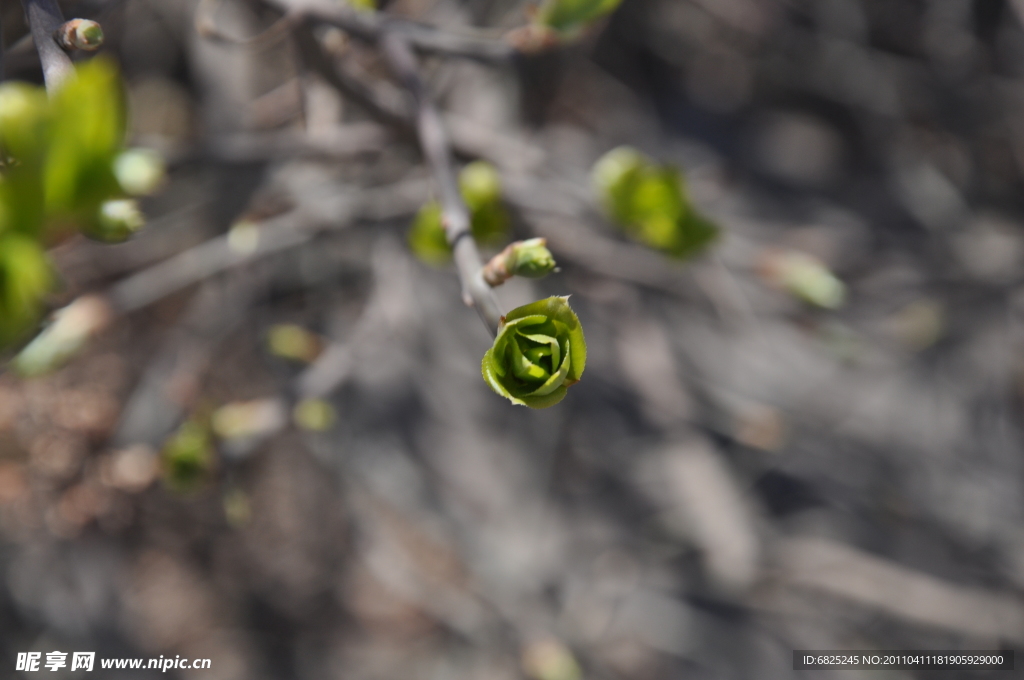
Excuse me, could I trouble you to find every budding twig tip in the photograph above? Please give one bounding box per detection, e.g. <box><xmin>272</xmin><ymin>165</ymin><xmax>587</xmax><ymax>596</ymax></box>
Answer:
<box><xmin>54</xmin><ymin>19</ymin><xmax>104</xmax><ymax>52</ymax></box>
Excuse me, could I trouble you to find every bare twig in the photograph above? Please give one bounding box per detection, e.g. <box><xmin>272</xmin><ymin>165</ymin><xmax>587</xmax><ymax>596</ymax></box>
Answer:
<box><xmin>20</xmin><ymin>0</ymin><xmax>73</xmax><ymax>92</ymax></box>
<box><xmin>380</xmin><ymin>31</ymin><xmax>503</xmax><ymax>335</ymax></box>
<box><xmin>261</xmin><ymin>0</ymin><xmax>515</xmax><ymax>62</ymax></box>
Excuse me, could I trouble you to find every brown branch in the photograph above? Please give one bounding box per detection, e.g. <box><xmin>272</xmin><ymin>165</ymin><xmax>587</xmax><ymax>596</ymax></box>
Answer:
<box><xmin>380</xmin><ymin>30</ymin><xmax>503</xmax><ymax>335</ymax></box>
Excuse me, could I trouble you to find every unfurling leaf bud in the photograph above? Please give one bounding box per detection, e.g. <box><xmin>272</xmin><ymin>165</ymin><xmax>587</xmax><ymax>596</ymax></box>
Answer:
<box><xmin>85</xmin><ymin>199</ymin><xmax>144</xmax><ymax>243</ymax></box>
<box><xmin>55</xmin><ymin>19</ymin><xmax>105</xmax><ymax>51</ymax></box>
<box><xmin>483</xmin><ymin>238</ymin><xmax>558</xmax><ymax>286</ymax></box>
<box><xmin>482</xmin><ymin>296</ymin><xmax>586</xmax><ymax>409</ymax></box>
<box><xmin>114</xmin><ymin>148</ymin><xmax>165</xmax><ymax>196</ymax></box>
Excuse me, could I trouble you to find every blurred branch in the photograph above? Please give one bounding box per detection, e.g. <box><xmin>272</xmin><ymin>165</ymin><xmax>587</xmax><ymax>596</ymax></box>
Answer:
<box><xmin>260</xmin><ymin>0</ymin><xmax>515</xmax><ymax>62</ymax></box>
<box><xmin>20</xmin><ymin>0</ymin><xmax>72</xmax><ymax>92</ymax></box>
<box><xmin>381</xmin><ymin>31</ymin><xmax>502</xmax><ymax>335</ymax></box>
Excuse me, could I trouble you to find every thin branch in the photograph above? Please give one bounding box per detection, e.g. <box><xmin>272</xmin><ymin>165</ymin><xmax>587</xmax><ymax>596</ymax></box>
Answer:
<box><xmin>20</xmin><ymin>0</ymin><xmax>73</xmax><ymax>92</ymax></box>
<box><xmin>380</xmin><ymin>31</ymin><xmax>502</xmax><ymax>335</ymax></box>
<box><xmin>261</xmin><ymin>0</ymin><xmax>516</xmax><ymax>62</ymax></box>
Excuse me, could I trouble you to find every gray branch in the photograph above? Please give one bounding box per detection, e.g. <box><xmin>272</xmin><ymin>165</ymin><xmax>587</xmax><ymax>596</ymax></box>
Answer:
<box><xmin>380</xmin><ymin>30</ymin><xmax>503</xmax><ymax>336</ymax></box>
<box><xmin>19</xmin><ymin>0</ymin><xmax>72</xmax><ymax>93</ymax></box>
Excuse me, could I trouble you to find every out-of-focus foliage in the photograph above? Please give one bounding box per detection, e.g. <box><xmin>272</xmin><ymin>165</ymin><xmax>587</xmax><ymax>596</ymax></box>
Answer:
<box><xmin>482</xmin><ymin>296</ymin><xmax>586</xmax><ymax>409</ymax></box>
<box><xmin>293</xmin><ymin>398</ymin><xmax>336</xmax><ymax>431</ymax></box>
<box><xmin>535</xmin><ymin>0</ymin><xmax>623</xmax><ymax>37</ymax></box>
<box><xmin>592</xmin><ymin>146</ymin><xmax>718</xmax><ymax>259</ymax></box>
<box><xmin>345</xmin><ymin>0</ymin><xmax>376</xmax><ymax>10</ymax></box>
<box><xmin>758</xmin><ymin>249</ymin><xmax>846</xmax><ymax>309</ymax></box>
<box><xmin>0</xmin><ymin>59</ymin><xmax>164</xmax><ymax>349</ymax></box>
<box><xmin>267</xmin><ymin>324</ymin><xmax>322</xmax><ymax>363</ymax></box>
<box><xmin>408</xmin><ymin>161</ymin><xmax>509</xmax><ymax>266</ymax></box>
<box><xmin>161</xmin><ymin>419</ymin><xmax>215</xmax><ymax>493</ymax></box>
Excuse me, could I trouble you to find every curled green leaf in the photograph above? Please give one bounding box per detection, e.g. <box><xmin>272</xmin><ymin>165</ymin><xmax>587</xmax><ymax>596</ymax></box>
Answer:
<box><xmin>592</xmin><ymin>146</ymin><xmax>718</xmax><ymax>260</ymax></box>
<box><xmin>482</xmin><ymin>296</ymin><xmax>586</xmax><ymax>408</ymax></box>
<box><xmin>0</xmin><ymin>234</ymin><xmax>52</xmax><ymax>348</ymax></box>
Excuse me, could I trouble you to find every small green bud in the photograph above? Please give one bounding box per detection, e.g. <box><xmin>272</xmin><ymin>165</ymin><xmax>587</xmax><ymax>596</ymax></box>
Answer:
<box><xmin>55</xmin><ymin>19</ymin><xmax>105</xmax><ymax>51</ymax></box>
<box><xmin>483</xmin><ymin>238</ymin><xmax>558</xmax><ymax>286</ymax></box>
<box><xmin>482</xmin><ymin>296</ymin><xmax>586</xmax><ymax>409</ymax></box>
<box><xmin>114</xmin><ymin>148</ymin><xmax>165</xmax><ymax>196</ymax></box>
<box><xmin>508</xmin><ymin>238</ymin><xmax>557</xmax><ymax>278</ymax></box>
<box><xmin>85</xmin><ymin>199</ymin><xmax>144</xmax><ymax>243</ymax></box>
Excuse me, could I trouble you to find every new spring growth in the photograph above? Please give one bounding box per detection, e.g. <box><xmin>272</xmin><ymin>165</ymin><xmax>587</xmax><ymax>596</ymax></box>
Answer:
<box><xmin>482</xmin><ymin>296</ymin><xmax>586</xmax><ymax>409</ymax></box>
<box><xmin>54</xmin><ymin>19</ymin><xmax>105</xmax><ymax>51</ymax></box>
<box><xmin>483</xmin><ymin>238</ymin><xmax>558</xmax><ymax>287</ymax></box>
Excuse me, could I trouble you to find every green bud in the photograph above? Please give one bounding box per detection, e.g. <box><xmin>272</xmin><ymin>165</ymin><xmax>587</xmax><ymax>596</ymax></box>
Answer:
<box><xmin>482</xmin><ymin>296</ymin><xmax>586</xmax><ymax>409</ymax></box>
<box><xmin>485</xmin><ymin>238</ymin><xmax>558</xmax><ymax>286</ymax></box>
<box><xmin>508</xmin><ymin>238</ymin><xmax>557</xmax><ymax>278</ymax></box>
<box><xmin>114</xmin><ymin>148</ymin><xmax>165</xmax><ymax>196</ymax></box>
<box><xmin>162</xmin><ymin>419</ymin><xmax>214</xmax><ymax>493</ymax></box>
<box><xmin>56</xmin><ymin>19</ymin><xmax>105</xmax><ymax>51</ymax></box>
<box><xmin>84</xmin><ymin>199</ymin><xmax>144</xmax><ymax>243</ymax></box>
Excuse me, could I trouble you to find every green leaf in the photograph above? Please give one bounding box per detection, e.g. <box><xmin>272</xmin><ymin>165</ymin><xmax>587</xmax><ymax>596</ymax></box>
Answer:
<box><xmin>482</xmin><ymin>296</ymin><xmax>585</xmax><ymax>408</ymax></box>
<box><xmin>408</xmin><ymin>161</ymin><xmax>509</xmax><ymax>266</ymax></box>
<box><xmin>0</xmin><ymin>234</ymin><xmax>52</xmax><ymax>347</ymax></box>
<box><xmin>592</xmin><ymin>146</ymin><xmax>719</xmax><ymax>260</ymax></box>
<box><xmin>407</xmin><ymin>201</ymin><xmax>451</xmax><ymax>267</ymax></box>
<box><xmin>44</xmin><ymin>57</ymin><xmax>126</xmax><ymax>227</ymax></box>
<box><xmin>536</xmin><ymin>0</ymin><xmax>623</xmax><ymax>35</ymax></box>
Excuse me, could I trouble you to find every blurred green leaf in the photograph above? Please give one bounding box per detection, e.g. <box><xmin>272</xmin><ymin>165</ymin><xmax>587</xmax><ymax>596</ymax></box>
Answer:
<box><xmin>44</xmin><ymin>57</ymin><xmax>126</xmax><ymax>225</ymax></box>
<box><xmin>482</xmin><ymin>296</ymin><xmax>586</xmax><ymax>409</ymax></box>
<box><xmin>592</xmin><ymin>146</ymin><xmax>719</xmax><ymax>259</ymax></box>
<box><xmin>536</xmin><ymin>0</ymin><xmax>623</xmax><ymax>36</ymax></box>
<box><xmin>0</xmin><ymin>234</ymin><xmax>52</xmax><ymax>348</ymax></box>
<box><xmin>408</xmin><ymin>161</ymin><xmax>510</xmax><ymax>266</ymax></box>
<box><xmin>407</xmin><ymin>201</ymin><xmax>451</xmax><ymax>267</ymax></box>
<box><xmin>162</xmin><ymin>419</ymin><xmax>215</xmax><ymax>493</ymax></box>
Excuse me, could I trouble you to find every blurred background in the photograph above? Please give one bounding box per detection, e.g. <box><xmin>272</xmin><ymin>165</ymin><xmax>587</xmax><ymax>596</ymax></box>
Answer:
<box><xmin>3</xmin><ymin>0</ymin><xmax>1024</xmax><ymax>677</ymax></box>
